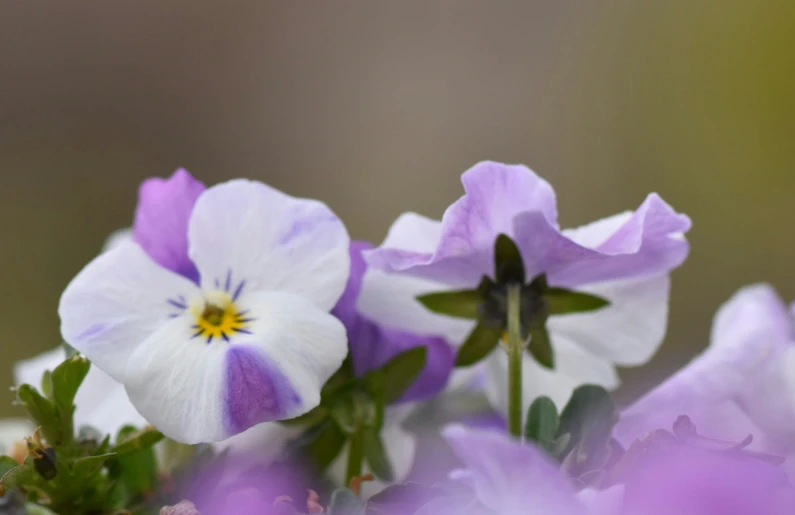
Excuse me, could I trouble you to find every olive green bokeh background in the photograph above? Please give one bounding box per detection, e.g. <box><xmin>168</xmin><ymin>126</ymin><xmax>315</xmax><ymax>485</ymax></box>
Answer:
<box><xmin>1</xmin><ymin>2</ymin><xmax>794</xmax><ymax>415</ymax></box>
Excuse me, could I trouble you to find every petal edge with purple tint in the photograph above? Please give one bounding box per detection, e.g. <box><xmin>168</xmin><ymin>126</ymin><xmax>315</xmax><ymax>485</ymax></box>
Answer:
<box><xmin>133</xmin><ymin>168</ymin><xmax>205</xmax><ymax>282</ymax></box>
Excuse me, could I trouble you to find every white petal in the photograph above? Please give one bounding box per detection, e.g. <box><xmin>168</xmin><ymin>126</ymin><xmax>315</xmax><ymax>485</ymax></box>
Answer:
<box><xmin>14</xmin><ymin>348</ymin><xmax>66</xmax><ymax>389</ymax></box>
<box><xmin>484</xmin><ymin>337</ymin><xmax>619</xmax><ymax>415</ymax></box>
<box><xmin>124</xmin><ymin>291</ymin><xmax>347</xmax><ymax>443</ymax></box>
<box><xmin>562</xmin><ymin>212</ymin><xmax>634</xmax><ymax>249</ymax></box>
<box><xmin>123</xmin><ymin>316</ymin><xmax>227</xmax><ymax>443</ymax></box>
<box><xmin>102</xmin><ymin>228</ymin><xmax>132</xmax><ymax>253</ymax></box>
<box><xmin>547</xmin><ymin>275</ymin><xmax>670</xmax><ymax>366</ymax></box>
<box><xmin>187</xmin><ymin>180</ymin><xmax>350</xmax><ymax>311</ymax></box>
<box><xmin>214</xmin><ymin>421</ymin><xmax>302</xmax><ymax>464</ymax></box>
<box><xmin>59</xmin><ymin>241</ymin><xmax>200</xmax><ymax>381</ymax></box>
<box><xmin>380</xmin><ymin>212</ymin><xmax>442</xmax><ymax>252</ymax></box>
<box><xmin>357</xmin><ymin>267</ymin><xmax>473</xmax><ymax>345</ymax></box>
<box><xmin>0</xmin><ymin>419</ymin><xmax>34</xmax><ymax>453</ymax></box>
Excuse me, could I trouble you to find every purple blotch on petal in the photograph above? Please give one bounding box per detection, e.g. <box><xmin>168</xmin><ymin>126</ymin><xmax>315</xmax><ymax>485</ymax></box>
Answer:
<box><xmin>223</xmin><ymin>346</ymin><xmax>301</xmax><ymax>435</ymax></box>
<box><xmin>133</xmin><ymin>168</ymin><xmax>205</xmax><ymax>283</ymax></box>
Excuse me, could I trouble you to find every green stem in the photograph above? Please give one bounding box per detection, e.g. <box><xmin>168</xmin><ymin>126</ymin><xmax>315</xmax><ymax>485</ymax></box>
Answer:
<box><xmin>507</xmin><ymin>283</ymin><xmax>523</xmax><ymax>439</ymax></box>
<box><xmin>345</xmin><ymin>425</ymin><xmax>365</xmax><ymax>485</ymax></box>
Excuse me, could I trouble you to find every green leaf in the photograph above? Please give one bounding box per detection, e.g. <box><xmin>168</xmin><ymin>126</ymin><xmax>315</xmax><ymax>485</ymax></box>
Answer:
<box><xmin>40</xmin><ymin>371</ymin><xmax>54</xmax><ymax>400</ymax></box>
<box><xmin>25</xmin><ymin>504</ymin><xmax>58</xmax><ymax>515</ymax></box>
<box><xmin>15</xmin><ymin>385</ymin><xmax>61</xmax><ymax>444</ymax></box>
<box><xmin>527</xmin><ymin>327</ymin><xmax>554</xmax><ymax>369</ymax></box>
<box><xmin>524</xmin><ymin>396</ymin><xmax>558</xmax><ymax>445</ymax></box>
<box><xmin>51</xmin><ymin>356</ymin><xmax>91</xmax><ymax>412</ymax></box>
<box><xmin>0</xmin><ymin>456</ymin><xmax>19</xmax><ymax>479</ymax></box>
<box><xmin>455</xmin><ymin>323</ymin><xmax>502</xmax><ymax>367</ymax></box>
<box><xmin>416</xmin><ymin>289</ymin><xmax>481</xmax><ymax>319</ymax></box>
<box><xmin>110</xmin><ymin>426</ymin><xmax>164</xmax><ymax>456</ymax></box>
<box><xmin>327</xmin><ymin>488</ymin><xmax>365</xmax><ymax>515</ymax></box>
<box><xmin>62</xmin><ymin>342</ymin><xmax>80</xmax><ymax>359</ymax></box>
<box><xmin>371</xmin><ymin>346</ymin><xmax>427</xmax><ymax>404</ymax></box>
<box><xmin>302</xmin><ymin>421</ymin><xmax>347</xmax><ymax>470</ymax></box>
<box><xmin>363</xmin><ymin>426</ymin><xmax>393</xmax><ymax>482</ymax></box>
<box><xmin>71</xmin><ymin>453</ymin><xmax>116</xmax><ymax>477</ymax></box>
<box><xmin>494</xmin><ymin>234</ymin><xmax>525</xmax><ymax>284</ymax></box>
<box><xmin>280</xmin><ymin>405</ymin><xmax>329</xmax><ymax>427</ymax></box>
<box><xmin>329</xmin><ymin>394</ymin><xmax>357</xmax><ymax>434</ymax></box>
<box><xmin>0</xmin><ymin>459</ymin><xmax>35</xmax><ymax>494</ymax></box>
<box><xmin>545</xmin><ymin>288</ymin><xmax>610</xmax><ymax>315</ymax></box>
<box><xmin>556</xmin><ymin>385</ymin><xmax>618</xmax><ymax>472</ymax></box>
<box><xmin>114</xmin><ymin>445</ymin><xmax>159</xmax><ymax>495</ymax></box>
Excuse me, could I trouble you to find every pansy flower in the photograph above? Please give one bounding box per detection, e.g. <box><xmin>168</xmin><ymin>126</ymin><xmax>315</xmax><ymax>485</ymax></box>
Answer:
<box><xmin>359</xmin><ymin>161</ymin><xmax>690</xmax><ymax>413</ymax></box>
<box><xmin>614</xmin><ymin>284</ymin><xmax>795</xmax><ymax>457</ymax></box>
<box><xmin>59</xmin><ymin>169</ymin><xmax>351</xmax><ymax>443</ymax></box>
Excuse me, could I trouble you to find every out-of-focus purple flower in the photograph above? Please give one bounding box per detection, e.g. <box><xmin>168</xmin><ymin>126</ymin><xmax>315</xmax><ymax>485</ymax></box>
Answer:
<box><xmin>614</xmin><ymin>284</ymin><xmax>795</xmax><ymax>456</ymax></box>
<box><xmin>181</xmin><ymin>456</ymin><xmax>314</xmax><ymax>515</ymax></box>
<box><xmin>620</xmin><ymin>446</ymin><xmax>793</xmax><ymax>515</ymax></box>
<box><xmin>59</xmin><ymin>169</ymin><xmax>351</xmax><ymax>443</ymax></box>
<box><xmin>334</xmin><ymin>241</ymin><xmax>455</xmax><ymax>403</ymax></box>
<box><xmin>442</xmin><ymin>424</ymin><xmax>585</xmax><ymax>515</ymax></box>
<box><xmin>360</xmin><ymin>161</ymin><xmax>691</xmax><ymax>414</ymax></box>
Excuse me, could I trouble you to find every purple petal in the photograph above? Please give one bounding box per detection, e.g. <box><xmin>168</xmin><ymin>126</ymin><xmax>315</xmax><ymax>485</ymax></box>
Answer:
<box><xmin>622</xmin><ymin>448</ymin><xmax>790</xmax><ymax>515</ymax></box>
<box><xmin>334</xmin><ymin>241</ymin><xmax>455</xmax><ymax>402</ymax></box>
<box><xmin>133</xmin><ymin>168</ymin><xmax>205</xmax><ymax>282</ymax></box>
<box><xmin>614</xmin><ymin>284</ymin><xmax>793</xmax><ymax>448</ymax></box>
<box><xmin>349</xmin><ymin>318</ymin><xmax>455</xmax><ymax>403</ymax></box>
<box><xmin>331</xmin><ymin>240</ymin><xmax>371</xmax><ymax>328</ymax></box>
<box><xmin>223</xmin><ymin>346</ymin><xmax>301</xmax><ymax>436</ymax></box>
<box><xmin>442</xmin><ymin>424</ymin><xmax>583</xmax><ymax>515</ymax></box>
<box><xmin>367</xmin><ymin>161</ymin><xmax>558</xmax><ymax>287</ymax></box>
<box><xmin>367</xmin><ymin>163</ymin><xmax>690</xmax><ymax>291</ymax></box>
<box><xmin>520</xmin><ymin>193</ymin><xmax>692</xmax><ymax>287</ymax></box>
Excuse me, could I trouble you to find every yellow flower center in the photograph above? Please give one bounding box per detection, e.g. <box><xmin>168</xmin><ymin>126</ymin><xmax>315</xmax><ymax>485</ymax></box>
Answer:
<box><xmin>189</xmin><ymin>292</ymin><xmax>252</xmax><ymax>343</ymax></box>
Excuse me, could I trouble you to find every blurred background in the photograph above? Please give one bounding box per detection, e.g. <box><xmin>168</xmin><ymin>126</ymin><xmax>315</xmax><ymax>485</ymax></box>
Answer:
<box><xmin>1</xmin><ymin>1</ymin><xmax>794</xmax><ymax>415</ymax></box>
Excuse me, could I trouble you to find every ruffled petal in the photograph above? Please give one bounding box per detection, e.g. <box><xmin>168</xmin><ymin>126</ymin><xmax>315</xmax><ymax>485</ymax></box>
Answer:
<box><xmin>366</xmin><ymin>162</ymin><xmax>558</xmax><ymax>287</ymax></box>
<box><xmin>484</xmin><ymin>336</ymin><xmax>619</xmax><ymax>414</ymax></box>
<box><xmin>59</xmin><ymin>240</ymin><xmax>200</xmax><ymax>381</ymax></box>
<box><xmin>188</xmin><ymin>179</ymin><xmax>350</xmax><ymax>311</ymax></box>
<box><xmin>133</xmin><ymin>169</ymin><xmax>205</xmax><ymax>282</ymax></box>
<box><xmin>442</xmin><ymin>424</ymin><xmax>583</xmax><ymax>515</ymax></box>
<box><xmin>15</xmin><ymin>347</ymin><xmax>146</xmax><ymax>435</ymax></box>
<box><xmin>547</xmin><ymin>275</ymin><xmax>671</xmax><ymax>366</ymax></box>
<box><xmin>511</xmin><ymin>193</ymin><xmax>690</xmax><ymax>286</ymax></box>
<box><xmin>124</xmin><ymin>291</ymin><xmax>347</xmax><ymax>443</ymax></box>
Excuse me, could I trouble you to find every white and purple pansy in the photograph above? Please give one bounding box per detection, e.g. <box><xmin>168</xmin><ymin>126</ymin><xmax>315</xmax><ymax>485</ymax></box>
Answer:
<box><xmin>359</xmin><ymin>161</ymin><xmax>691</xmax><ymax>412</ymax></box>
<box><xmin>58</xmin><ymin>169</ymin><xmax>351</xmax><ymax>444</ymax></box>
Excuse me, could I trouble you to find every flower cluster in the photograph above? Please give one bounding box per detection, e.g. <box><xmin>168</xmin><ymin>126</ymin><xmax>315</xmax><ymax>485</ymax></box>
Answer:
<box><xmin>4</xmin><ymin>161</ymin><xmax>795</xmax><ymax>515</ymax></box>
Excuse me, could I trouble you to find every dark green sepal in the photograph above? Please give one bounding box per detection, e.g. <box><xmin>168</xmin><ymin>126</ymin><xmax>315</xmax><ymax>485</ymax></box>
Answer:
<box><xmin>455</xmin><ymin>323</ymin><xmax>502</xmax><ymax>367</ymax></box>
<box><xmin>545</xmin><ymin>287</ymin><xmax>610</xmax><ymax>315</ymax></box>
<box><xmin>527</xmin><ymin>327</ymin><xmax>554</xmax><ymax>369</ymax></box>
<box><xmin>494</xmin><ymin>234</ymin><xmax>525</xmax><ymax>284</ymax></box>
